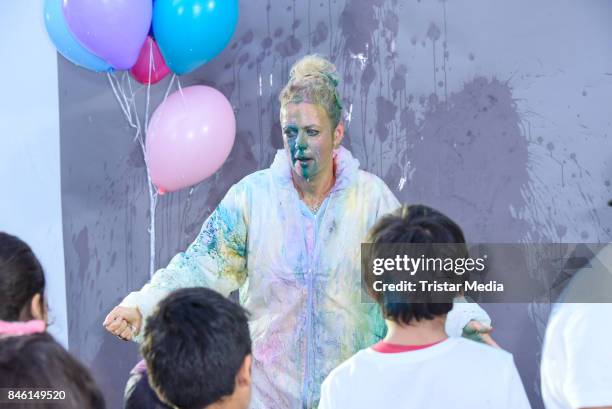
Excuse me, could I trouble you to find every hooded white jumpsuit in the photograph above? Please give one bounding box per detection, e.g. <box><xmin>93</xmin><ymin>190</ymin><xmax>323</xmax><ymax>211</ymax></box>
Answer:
<box><xmin>121</xmin><ymin>147</ymin><xmax>490</xmax><ymax>409</ymax></box>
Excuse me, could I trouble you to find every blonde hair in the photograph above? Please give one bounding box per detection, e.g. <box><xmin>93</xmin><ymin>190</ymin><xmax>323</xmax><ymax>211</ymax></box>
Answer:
<box><xmin>279</xmin><ymin>54</ymin><xmax>343</xmax><ymax>128</ymax></box>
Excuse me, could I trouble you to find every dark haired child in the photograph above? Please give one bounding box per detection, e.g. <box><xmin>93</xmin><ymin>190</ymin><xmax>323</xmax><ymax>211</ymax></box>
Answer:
<box><xmin>0</xmin><ymin>232</ymin><xmax>105</xmax><ymax>408</ymax></box>
<box><xmin>141</xmin><ymin>287</ymin><xmax>252</xmax><ymax>409</ymax></box>
<box><xmin>0</xmin><ymin>232</ymin><xmax>47</xmax><ymax>325</ymax></box>
<box><xmin>319</xmin><ymin>205</ymin><xmax>531</xmax><ymax>409</ymax></box>
<box><xmin>0</xmin><ymin>332</ymin><xmax>105</xmax><ymax>409</ymax></box>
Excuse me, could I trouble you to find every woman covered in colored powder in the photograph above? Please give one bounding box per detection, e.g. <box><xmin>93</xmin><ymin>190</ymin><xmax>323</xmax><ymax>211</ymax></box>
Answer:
<box><xmin>104</xmin><ymin>55</ymin><xmax>492</xmax><ymax>408</ymax></box>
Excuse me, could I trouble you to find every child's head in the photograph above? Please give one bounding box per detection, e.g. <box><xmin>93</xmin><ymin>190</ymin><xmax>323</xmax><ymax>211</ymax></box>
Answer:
<box><xmin>142</xmin><ymin>288</ymin><xmax>252</xmax><ymax>409</ymax></box>
<box><xmin>364</xmin><ymin>204</ymin><xmax>468</xmax><ymax>325</ymax></box>
<box><xmin>0</xmin><ymin>232</ymin><xmax>46</xmax><ymax>322</ymax></box>
<box><xmin>124</xmin><ymin>360</ymin><xmax>171</xmax><ymax>409</ymax></box>
<box><xmin>0</xmin><ymin>332</ymin><xmax>105</xmax><ymax>409</ymax></box>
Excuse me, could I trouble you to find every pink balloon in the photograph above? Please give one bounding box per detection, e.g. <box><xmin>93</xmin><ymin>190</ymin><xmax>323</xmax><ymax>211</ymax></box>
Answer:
<box><xmin>146</xmin><ymin>86</ymin><xmax>236</xmax><ymax>194</ymax></box>
<box><xmin>130</xmin><ymin>36</ymin><xmax>170</xmax><ymax>85</ymax></box>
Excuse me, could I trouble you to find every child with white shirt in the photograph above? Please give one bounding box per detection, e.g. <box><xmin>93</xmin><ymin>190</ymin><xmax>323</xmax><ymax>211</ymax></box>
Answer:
<box><xmin>541</xmin><ymin>244</ymin><xmax>612</xmax><ymax>409</ymax></box>
<box><xmin>319</xmin><ymin>204</ymin><xmax>531</xmax><ymax>409</ymax></box>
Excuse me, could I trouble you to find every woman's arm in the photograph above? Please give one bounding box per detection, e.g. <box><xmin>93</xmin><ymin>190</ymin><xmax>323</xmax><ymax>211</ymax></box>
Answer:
<box><xmin>105</xmin><ymin>184</ymin><xmax>249</xmax><ymax>342</ymax></box>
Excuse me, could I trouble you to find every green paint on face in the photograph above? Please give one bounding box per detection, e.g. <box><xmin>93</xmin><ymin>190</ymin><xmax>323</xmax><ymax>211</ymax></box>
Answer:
<box><xmin>285</xmin><ymin>124</ymin><xmax>317</xmax><ymax>180</ymax></box>
<box><xmin>281</xmin><ymin>103</ymin><xmax>333</xmax><ymax>183</ymax></box>
<box><xmin>300</xmin><ymin>158</ymin><xmax>312</xmax><ymax>180</ymax></box>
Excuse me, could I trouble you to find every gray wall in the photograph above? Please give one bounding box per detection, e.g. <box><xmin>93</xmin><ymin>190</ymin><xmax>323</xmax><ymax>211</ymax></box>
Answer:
<box><xmin>59</xmin><ymin>1</ymin><xmax>612</xmax><ymax>408</ymax></box>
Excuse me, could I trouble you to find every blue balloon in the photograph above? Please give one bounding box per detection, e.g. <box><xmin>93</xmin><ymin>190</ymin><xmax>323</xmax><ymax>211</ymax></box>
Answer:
<box><xmin>43</xmin><ymin>0</ymin><xmax>112</xmax><ymax>72</ymax></box>
<box><xmin>153</xmin><ymin>0</ymin><xmax>239</xmax><ymax>75</ymax></box>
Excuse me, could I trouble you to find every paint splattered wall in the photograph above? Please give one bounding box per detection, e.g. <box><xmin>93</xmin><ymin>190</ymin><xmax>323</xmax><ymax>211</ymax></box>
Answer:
<box><xmin>59</xmin><ymin>1</ymin><xmax>612</xmax><ymax>407</ymax></box>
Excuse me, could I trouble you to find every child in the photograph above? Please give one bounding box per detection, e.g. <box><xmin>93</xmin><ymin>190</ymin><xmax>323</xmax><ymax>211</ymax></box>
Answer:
<box><xmin>124</xmin><ymin>360</ymin><xmax>171</xmax><ymax>409</ymax></box>
<box><xmin>0</xmin><ymin>232</ymin><xmax>46</xmax><ymax>324</ymax></box>
<box><xmin>141</xmin><ymin>288</ymin><xmax>252</xmax><ymax>409</ymax></box>
<box><xmin>0</xmin><ymin>232</ymin><xmax>106</xmax><ymax>408</ymax></box>
<box><xmin>0</xmin><ymin>332</ymin><xmax>105</xmax><ymax>409</ymax></box>
<box><xmin>319</xmin><ymin>205</ymin><xmax>531</xmax><ymax>409</ymax></box>
<box><xmin>541</xmin><ymin>244</ymin><xmax>612</xmax><ymax>409</ymax></box>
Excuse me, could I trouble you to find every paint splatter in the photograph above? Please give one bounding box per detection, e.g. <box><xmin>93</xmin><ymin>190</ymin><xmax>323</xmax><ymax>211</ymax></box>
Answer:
<box><xmin>312</xmin><ymin>22</ymin><xmax>329</xmax><ymax>47</ymax></box>
<box><xmin>392</xmin><ymin>77</ymin><xmax>531</xmax><ymax>242</ymax></box>
<box><xmin>242</xmin><ymin>30</ymin><xmax>255</xmax><ymax>45</ymax></box>
<box><xmin>262</xmin><ymin>37</ymin><xmax>273</xmax><ymax>49</ymax></box>
<box><xmin>275</xmin><ymin>35</ymin><xmax>303</xmax><ymax>57</ymax></box>
<box><xmin>339</xmin><ymin>0</ymin><xmax>379</xmax><ymax>55</ymax></box>
<box><xmin>74</xmin><ymin>227</ymin><xmax>90</xmax><ymax>278</ymax></box>
<box><xmin>375</xmin><ymin>96</ymin><xmax>397</xmax><ymax>142</ymax></box>
<box><xmin>427</xmin><ymin>22</ymin><xmax>441</xmax><ymax>41</ymax></box>
<box><xmin>390</xmin><ymin>65</ymin><xmax>407</xmax><ymax>99</ymax></box>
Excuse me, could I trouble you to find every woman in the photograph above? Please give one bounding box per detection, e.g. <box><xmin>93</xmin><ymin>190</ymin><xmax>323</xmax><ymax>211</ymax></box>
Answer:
<box><xmin>104</xmin><ymin>55</ymin><xmax>491</xmax><ymax>408</ymax></box>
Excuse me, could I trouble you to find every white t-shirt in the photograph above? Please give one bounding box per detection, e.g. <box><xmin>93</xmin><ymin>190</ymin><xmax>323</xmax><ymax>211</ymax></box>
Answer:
<box><xmin>541</xmin><ymin>244</ymin><xmax>612</xmax><ymax>409</ymax></box>
<box><xmin>541</xmin><ymin>303</ymin><xmax>612</xmax><ymax>409</ymax></box>
<box><xmin>319</xmin><ymin>337</ymin><xmax>531</xmax><ymax>409</ymax></box>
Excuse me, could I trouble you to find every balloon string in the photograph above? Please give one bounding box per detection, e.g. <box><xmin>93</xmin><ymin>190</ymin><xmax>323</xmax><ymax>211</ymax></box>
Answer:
<box><xmin>145</xmin><ymin>82</ymin><xmax>152</xmax><ymax>136</ymax></box>
<box><xmin>145</xmin><ymin>39</ymin><xmax>154</xmax><ymax>131</ymax></box>
<box><xmin>107</xmin><ymin>73</ymin><xmax>132</xmax><ymax>124</ymax></box>
<box><xmin>177</xmin><ymin>76</ymin><xmax>184</xmax><ymax>98</ymax></box>
<box><xmin>119</xmin><ymin>73</ymin><xmax>135</xmax><ymax>126</ymax></box>
<box><xmin>151</xmin><ymin>46</ymin><xmax>157</xmax><ymax>72</ymax></box>
<box><xmin>126</xmin><ymin>73</ymin><xmax>157</xmax><ymax>278</ymax></box>
<box><xmin>177</xmin><ymin>77</ymin><xmax>187</xmax><ymax>111</ymax></box>
<box><xmin>126</xmin><ymin>74</ymin><xmax>144</xmax><ymax>145</ymax></box>
<box><xmin>142</xmin><ymin>52</ymin><xmax>157</xmax><ymax>277</ymax></box>
<box><xmin>148</xmin><ymin>39</ymin><xmax>154</xmax><ymax>82</ymax></box>
<box><xmin>107</xmin><ymin>71</ymin><xmax>158</xmax><ymax>278</ymax></box>
<box><xmin>143</xmin><ymin>73</ymin><xmax>180</xmax><ymax>277</ymax></box>
<box><xmin>163</xmin><ymin>74</ymin><xmax>176</xmax><ymax>101</ymax></box>
<box><xmin>146</xmin><ymin>172</ymin><xmax>158</xmax><ymax>278</ymax></box>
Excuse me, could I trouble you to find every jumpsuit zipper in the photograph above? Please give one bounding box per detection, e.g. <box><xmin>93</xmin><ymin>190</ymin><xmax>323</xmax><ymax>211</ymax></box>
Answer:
<box><xmin>300</xmin><ymin>193</ymin><xmax>334</xmax><ymax>408</ymax></box>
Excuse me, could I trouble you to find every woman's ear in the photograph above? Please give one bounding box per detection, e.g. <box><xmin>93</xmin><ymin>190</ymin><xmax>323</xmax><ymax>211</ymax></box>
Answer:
<box><xmin>333</xmin><ymin>121</ymin><xmax>345</xmax><ymax>148</ymax></box>
<box><xmin>29</xmin><ymin>293</ymin><xmax>46</xmax><ymax>321</ymax></box>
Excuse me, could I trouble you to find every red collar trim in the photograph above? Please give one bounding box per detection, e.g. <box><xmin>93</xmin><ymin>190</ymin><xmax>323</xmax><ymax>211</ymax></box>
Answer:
<box><xmin>371</xmin><ymin>340</ymin><xmax>444</xmax><ymax>353</ymax></box>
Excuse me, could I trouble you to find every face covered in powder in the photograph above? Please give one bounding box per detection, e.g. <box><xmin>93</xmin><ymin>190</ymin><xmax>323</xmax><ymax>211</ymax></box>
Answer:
<box><xmin>280</xmin><ymin>102</ymin><xmax>344</xmax><ymax>183</ymax></box>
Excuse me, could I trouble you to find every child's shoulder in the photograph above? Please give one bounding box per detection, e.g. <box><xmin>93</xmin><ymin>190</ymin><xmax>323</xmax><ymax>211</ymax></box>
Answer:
<box><xmin>451</xmin><ymin>337</ymin><xmax>514</xmax><ymax>365</ymax></box>
<box><xmin>324</xmin><ymin>349</ymin><xmax>370</xmax><ymax>383</ymax></box>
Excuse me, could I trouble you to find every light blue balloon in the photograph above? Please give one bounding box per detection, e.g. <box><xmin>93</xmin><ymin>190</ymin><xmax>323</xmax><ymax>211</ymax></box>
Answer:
<box><xmin>43</xmin><ymin>0</ymin><xmax>113</xmax><ymax>72</ymax></box>
<box><xmin>153</xmin><ymin>0</ymin><xmax>239</xmax><ymax>75</ymax></box>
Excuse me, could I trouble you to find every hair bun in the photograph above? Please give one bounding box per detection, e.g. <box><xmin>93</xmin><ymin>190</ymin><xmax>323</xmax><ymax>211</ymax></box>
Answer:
<box><xmin>280</xmin><ymin>54</ymin><xmax>343</xmax><ymax>127</ymax></box>
<box><xmin>289</xmin><ymin>54</ymin><xmax>339</xmax><ymax>87</ymax></box>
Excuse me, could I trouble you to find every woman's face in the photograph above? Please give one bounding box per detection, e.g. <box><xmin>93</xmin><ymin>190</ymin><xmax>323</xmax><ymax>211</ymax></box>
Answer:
<box><xmin>280</xmin><ymin>102</ymin><xmax>343</xmax><ymax>183</ymax></box>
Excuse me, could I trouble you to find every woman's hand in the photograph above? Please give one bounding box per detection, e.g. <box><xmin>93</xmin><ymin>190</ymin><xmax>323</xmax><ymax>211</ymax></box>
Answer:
<box><xmin>103</xmin><ymin>306</ymin><xmax>142</xmax><ymax>341</ymax></box>
<box><xmin>463</xmin><ymin>320</ymin><xmax>500</xmax><ymax>348</ymax></box>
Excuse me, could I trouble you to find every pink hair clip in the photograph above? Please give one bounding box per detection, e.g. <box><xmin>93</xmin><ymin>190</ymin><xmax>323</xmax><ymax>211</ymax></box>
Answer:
<box><xmin>0</xmin><ymin>320</ymin><xmax>46</xmax><ymax>336</ymax></box>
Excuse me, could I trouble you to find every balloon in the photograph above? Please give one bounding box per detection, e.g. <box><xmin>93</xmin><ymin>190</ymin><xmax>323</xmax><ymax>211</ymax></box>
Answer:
<box><xmin>43</xmin><ymin>0</ymin><xmax>112</xmax><ymax>72</ymax></box>
<box><xmin>62</xmin><ymin>0</ymin><xmax>152</xmax><ymax>70</ymax></box>
<box><xmin>153</xmin><ymin>0</ymin><xmax>239</xmax><ymax>75</ymax></box>
<box><xmin>130</xmin><ymin>37</ymin><xmax>170</xmax><ymax>85</ymax></box>
<box><xmin>146</xmin><ymin>86</ymin><xmax>236</xmax><ymax>193</ymax></box>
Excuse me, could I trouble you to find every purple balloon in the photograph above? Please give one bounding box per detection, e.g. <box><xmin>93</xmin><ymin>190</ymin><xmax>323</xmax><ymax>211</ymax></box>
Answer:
<box><xmin>63</xmin><ymin>0</ymin><xmax>152</xmax><ymax>70</ymax></box>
